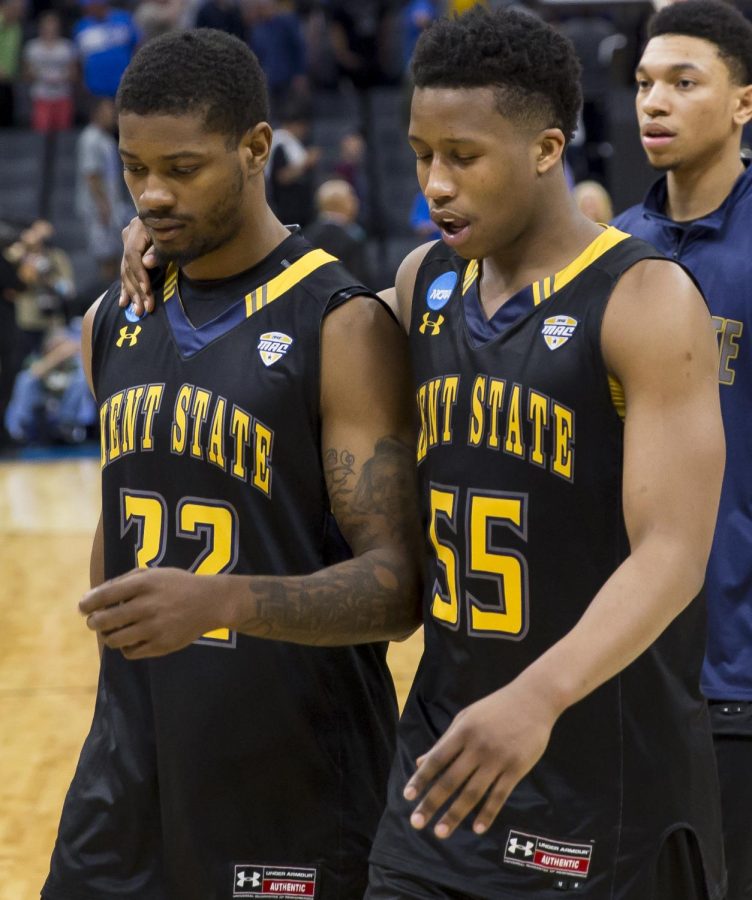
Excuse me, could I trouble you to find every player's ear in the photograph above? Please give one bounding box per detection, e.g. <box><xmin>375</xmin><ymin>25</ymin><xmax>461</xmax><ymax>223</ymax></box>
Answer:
<box><xmin>732</xmin><ymin>82</ymin><xmax>752</xmax><ymax>127</ymax></box>
<box><xmin>243</xmin><ymin>122</ymin><xmax>273</xmax><ymax>177</ymax></box>
<box><xmin>534</xmin><ymin>128</ymin><xmax>566</xmax><ymax>175</ymax></box>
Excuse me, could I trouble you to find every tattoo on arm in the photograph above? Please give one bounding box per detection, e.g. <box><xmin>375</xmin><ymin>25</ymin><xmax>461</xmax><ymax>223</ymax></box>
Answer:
<box><xmin>244</xmin><ymin>436</ymin><xmax>422</xmax><ymax>645</ymax></box>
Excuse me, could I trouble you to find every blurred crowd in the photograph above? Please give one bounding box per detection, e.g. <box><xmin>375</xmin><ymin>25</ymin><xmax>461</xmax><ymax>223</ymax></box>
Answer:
<box><xmin>0</xmin><ymin>0</ymin><xmax>747</xmax><ymax>452</ymax></box>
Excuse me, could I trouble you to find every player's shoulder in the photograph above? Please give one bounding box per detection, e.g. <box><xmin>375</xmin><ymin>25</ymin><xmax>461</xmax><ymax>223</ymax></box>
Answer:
<box><xmin>394</xmin><ymin>239</ymin><xmax>465</xmax><ymax>329</ymax></box>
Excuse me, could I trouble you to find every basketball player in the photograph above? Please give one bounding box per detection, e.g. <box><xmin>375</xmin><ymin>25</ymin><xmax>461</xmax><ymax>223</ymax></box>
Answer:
<box><xmin>117</xmin><ymin>8</ymin><xmax>726</xmax><ymax>899</ymax></box>
<box><xmin>42</xmin><ymin>30</ymin><xmax>422</xmax><ymax>900</ymax></box>
<box><xmin>613</xmin><ymin>3</ymin><xmax>752</xmax><ymax>896</ymax></box>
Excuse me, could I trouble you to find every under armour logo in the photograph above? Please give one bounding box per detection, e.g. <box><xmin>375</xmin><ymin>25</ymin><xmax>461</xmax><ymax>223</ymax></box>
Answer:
<box><xmin>236</xmin><ymin>870</ymin><xmax>261</xmax><ymax>888</ymax></box>
<box><xmin>508</xmin><ymin>837</ymin><xmax>535</xmax><ymax>857</ymax></box>
<box><xmin>116</xmin><ymin>325</ymin><xmax>142</xmax><ymax>348</ymax></box>
<box><xmin>419</xmin><ymin>312</ymin><xmax>445</xmax><ymax>335</ymax></box>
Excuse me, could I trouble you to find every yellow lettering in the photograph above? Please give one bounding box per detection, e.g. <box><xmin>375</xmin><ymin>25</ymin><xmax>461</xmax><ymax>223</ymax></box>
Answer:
<box><xmin>441</xmin><ymin>376</ymin><xmax>459</xmax><ymax>443</ymax></box>
<box><xmin>416</xmin><ymin>384</ymin><xmax>428</xmax><ymax>463</ymax></box>
<box><xmin>171</xmin><ymin>384</ymin><xmax>194</xmax><ymax>454</ymax></box>
<box><xmin>120</xmin><ymin>386</ymin><xmax>145</xmax><ymax>454</ymax></box>
<box><xmin>141</xmin><ymin>384</ymin><xmax>163</xmax><ymax>451</ymax></box>
<box><xmin>207</xmin><ymin>397</ymin><xmax>227</xmax><ymax>470</ymax></box>
<box><xmin>504</xmin><ymin>384</ymin><xmax>524</xmax><ymax>457</ymax></box>
<box><xmin>427</xmin><ymin>379</ymin><xmax>441</xmax><ymax>448</ymax></box>
<box><xmin>252</xmin><ymin>421</ymin><xmax>273</xmax><ymax>496</ymax></box>
<box><xmin>528</xmin><ymin>390</ymin><xmax>549</xmax><ymax>466</ymax></box>
<box><xmin>468</xmin><ymin>375</ymin><xmax>486</xmax><ymax>446</ymax></box>
<box><xmin>190</xmin><ymin>388</ymin><xmax>211</xmax><ymax>460</ymax></box>
<box><xmin>230</xmin><ymin>407</ymin><xmax>252</xmax><ymax>480</ymax></box>
<box><xmin>486</xmin><ymin>378</ymin><xmax>505</xmax><ymax>449</ymax></box>
<box><xmin>552</xmin><ymin>402</ymin><xmax>574</xmax><ymax>480</ymax></box>
<box><xmin>99</xmin><ymin>399</ymin><xmax>109</xmax><ymax>468</ymax></box>
<box><xmin>108</xmin><ymin>391</ymin><xmax>124</xmax><ymax>461</ymax></box>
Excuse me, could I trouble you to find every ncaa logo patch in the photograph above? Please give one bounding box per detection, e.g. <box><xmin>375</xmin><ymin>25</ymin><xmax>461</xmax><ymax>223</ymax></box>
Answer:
<box><xmin>233</xmin><ymin>864</ymin><xmax>317</xmax><ymax>898</ymax></box>
<box><xmin>541</xmin><ymin>315</ymin><xmax>578</xmax><ymax>350</ymax></box>
<box><xmin>258</xmin><ymin>332</ymin><xmax>293</xmax><ymax>367</ymax></box>
<box><xmin>124</xmin><ymin>303</ymin><xmax>147</xmax><ymax>322</ymax></box>
<box><xmin>426</xmin><ymin>271</ymin><xmax>458</xmax><ymax>311</ymax></box>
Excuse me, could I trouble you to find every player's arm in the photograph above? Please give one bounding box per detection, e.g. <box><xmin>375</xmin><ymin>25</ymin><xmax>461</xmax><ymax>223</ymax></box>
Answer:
<box><xmin>79</xmin><ymin>297</ymin><xmax>424</xmax><ymax>656</ymax></box>
<box><xmin>402</xmin><ymin>258</ymin><xmax>725</xmax><ymax>839</ymax></box>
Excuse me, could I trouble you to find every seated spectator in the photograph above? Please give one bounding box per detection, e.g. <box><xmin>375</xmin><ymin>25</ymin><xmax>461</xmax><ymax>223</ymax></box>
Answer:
<box><xmin>268</xmin><ymin>99</ymin><xmax>320</xmax><ymax>227</ymax></box>
<box><xmin>245</xmin><ymin>0</ymin><xmax>308</xmax><ymax>116</ymax></box>
<box><xmin>573</xmin><ymin>179</ymin><xmax>614</xmax><ymax>223</ymax></box>
<box><xmin>74</xmin><ymin>0</ymin><xmax>139</xmax><ymax>98</ymax></box>
<box><xmin>332</xmin><ymin>130</ymin><xmax>367</xmax><ymax>201</ymax></box>
<box><xmin>5</xmin><ymin>319</ymin><xmax>97</xmax><ymax>445</ymax></box>
<box><xmin>0</xmin><ymin>0</ymin><xmax>24</xmax><ymax>126</ymax></box>
<box><xmin>75</xmin><ymin>96</ymin><xmax>132</xmax><ymax>284</ymax></box>
<box><xmin>304</xmin><ymin>178</ymin><xmax>371</xmax><ymax>284</ymax></box>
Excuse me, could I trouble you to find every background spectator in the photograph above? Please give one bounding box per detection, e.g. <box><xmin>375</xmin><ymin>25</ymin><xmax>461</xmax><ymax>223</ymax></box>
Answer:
<box><xmin>133</xmin><ymin>0</ymin><xmax>185</xmax><ymax>43</ymax></box>
<box><xmin>0</xmin><ymin>0</ymin><xmax>24</xmax><ymax>126</ymax></box>
<box><xmin>24</xmin><ymin>10</ymin><xmax>78</xmax><ymax>217</ymax></box>
<box><xmin>245</xmin><ymin>0</ymin><xmax>308</xmax><ymax>116</ymax></box>
<box><xmin>408</xmin><ymin>190</ymin><xmax>439</xmax><ymax>240</ymax></box>
<box><xmin>74</xmin><ymin>0</ymin><xmax>139</xmax><ymax>98</ymax></box>
<box><xmin>195</xmin><ymin>0</ymin><xmax>244</xmax><ymax>39</ymax></box>
<box><xmin>303</xmin><ymin>178</ymin><xmax>371</xmax><ymax>283</ymax></box>
<box><xmin>268</xmin><ymin>98</ymin><xmax>320</xmax><ymax>227</ymax></box>
<box><xmin>75</xmin><ymin>96</ymin><xmax>131</xmax><ymax>285</ymax></box>
<box><xmin>573</xmin><ymin>179</ymin><xmax>614</xmax><ymax>222</ymax></box>
<box><xmin>5</xmin><ymin>318</ymin><xmax>96</xmax><ymax>444</ymax></box>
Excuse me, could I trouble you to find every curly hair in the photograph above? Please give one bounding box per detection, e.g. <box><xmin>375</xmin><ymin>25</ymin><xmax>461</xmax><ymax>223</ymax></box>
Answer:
<box><xmin>648</xmin><ymin>0</ymin><xmax>752</xmax><ymax>85</ymax></box>
<box><xmin>410</xmin><ymin>6</ymin><xmax>582</xmax><ymax>141</ymax></box>
<box><xmin>116</xmin><ymin>29</ymin><xmax>269</xmax><ymax>141</ymax></box>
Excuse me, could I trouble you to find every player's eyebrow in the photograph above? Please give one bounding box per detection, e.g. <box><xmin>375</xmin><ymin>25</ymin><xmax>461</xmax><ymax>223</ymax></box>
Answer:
<box><xmin>635</xmin><ymin>61</ymin><xmax>704</xmax><ymax>76</ymax></box>
<box><xmin>119</xmin><ymin>149</ymin><xmax>207</xmax><ymax>160</ymax></box>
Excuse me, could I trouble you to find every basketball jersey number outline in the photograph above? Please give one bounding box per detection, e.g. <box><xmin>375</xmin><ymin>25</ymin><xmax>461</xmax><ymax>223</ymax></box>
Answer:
<box><xmin>120</xmin><ymin>487</ymin><xmax>239</xmax><ymax>646</ymax></box>
<box><xmin>429</xmin><ymin>482</ymin><xmax>530</xmax><ymax>639</ymax></box>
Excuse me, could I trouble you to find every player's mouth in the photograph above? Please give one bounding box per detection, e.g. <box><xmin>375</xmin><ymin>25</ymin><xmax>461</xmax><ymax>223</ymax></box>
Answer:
<box><xmin>641</xmin><ymin>123</ymin><xmax>676</xmax><ymax>150</ymax></box>
<box><xmin>142</xmin><ymin>217</ymin><xmax>187</xmax><ymax>242</ymax></box>
<box><xmin>431</xmin><ymin>210</ymin><xmax>471</xmax><ymax>247</ymax></box>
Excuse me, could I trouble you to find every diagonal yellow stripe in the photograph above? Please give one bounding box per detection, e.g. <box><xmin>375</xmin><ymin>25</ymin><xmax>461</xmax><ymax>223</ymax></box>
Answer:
<box><xmin>552</xmin><ymin>226</ymin><xmax>630</xmax><ymax>295</ymax></box>
<box><xmin>532</xmin><ymin>280</ymin><xmax>542</xmax><ymax>306</ymax></box>
<box><xmin>163</xmin><ymin>262</ymin><xmax>178</xmax><ymax>301</ymax></box>
<box><xmin>244</xmin><ymin>249</ymin><xmax>338</xmax><ymax>318</ymax></box>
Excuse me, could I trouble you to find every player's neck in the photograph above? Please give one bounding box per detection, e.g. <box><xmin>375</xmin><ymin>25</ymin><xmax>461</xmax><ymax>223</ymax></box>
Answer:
<box><xmin>664</xmin><ymin>141</ymin><xmax>745</xmax><ymax>223</ymax></box>
<box><xmin>181</xmin><ymin>206</ymin><xmax>290</xmax><ymax>281</ymax></box>
<box><xmin>481</xmin><ymin>191</ymin><xmax>602</xmax><ymax>312</ymax></box>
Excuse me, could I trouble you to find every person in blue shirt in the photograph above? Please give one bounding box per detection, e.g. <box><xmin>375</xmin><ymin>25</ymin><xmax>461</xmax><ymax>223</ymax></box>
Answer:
<box><xmin>613</xmin><ymin>3</ymin><xmax>752</xmax><ymax>897</ymax></box>
<box><xmin>74</xmin><ymin>0</ymin><xmax>139</xmax><ymax>99</ymax></box>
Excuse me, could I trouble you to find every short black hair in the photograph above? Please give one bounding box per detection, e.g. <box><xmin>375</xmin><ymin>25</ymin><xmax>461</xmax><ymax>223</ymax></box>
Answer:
<box><xmin>410</xmin><ymin>6</ymin><xmax>582</xmax><ymax>141</ymax></box>
<box><xmin>648</xmin><ymin>0</ymin><xmax>752</xmax><ymax>85</ymax></box>
<box><xmin>116</xmin><ymin>29</ymin><xmax>269</xmax><ymax>141</ymax></box>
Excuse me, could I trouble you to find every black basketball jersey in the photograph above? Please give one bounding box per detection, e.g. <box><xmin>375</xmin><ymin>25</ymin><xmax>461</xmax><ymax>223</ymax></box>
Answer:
<box><xmin>44</xmin><ymin>233</ymin><xmax>398</xmax><ymax>900</ymax></box>
<box><xmin>370</xmin><ymin>229</ymin><xmax>725</xmax><ymax>899</ymax></box>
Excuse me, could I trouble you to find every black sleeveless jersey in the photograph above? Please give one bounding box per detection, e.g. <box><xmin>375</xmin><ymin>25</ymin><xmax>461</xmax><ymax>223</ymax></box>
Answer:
<box><xmin>370</xmin><ymin>229</ymin><xmax>725</xmax><ymax>899</ymax></box>
<box><xmin>45</xmin><ymin>233</ymin><xmax>398</xmax><ymax>900</ymax></box>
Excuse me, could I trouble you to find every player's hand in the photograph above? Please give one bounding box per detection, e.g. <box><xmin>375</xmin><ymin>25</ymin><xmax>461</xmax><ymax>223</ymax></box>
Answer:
<box><xmin>118</xmin><ymin>216</ymin><xmax>158</xmax><ymax>315</ymax></box>
<box><xmin>80</xmin><ymin>568</ymin><xmax>229</xmax><ymax>659</ymax></box>
<box><xmin>403</xmin><ymin>680</ymin><xmax>557</xmax><ymax>839</ymax></box>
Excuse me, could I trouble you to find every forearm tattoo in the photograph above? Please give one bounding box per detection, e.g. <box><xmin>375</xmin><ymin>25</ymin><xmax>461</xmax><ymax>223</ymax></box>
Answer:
<box><xmin>245</xmin><ymin>436</ymin><xmax>421</xmax><ymax>645</ymax></box>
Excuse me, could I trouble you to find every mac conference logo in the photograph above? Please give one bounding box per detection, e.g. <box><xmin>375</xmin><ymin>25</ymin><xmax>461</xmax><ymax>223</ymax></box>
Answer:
<box><xmin>258</xmin><ymin>332</ymin><xmax>293</xmax><ymax>367</ymax></box>
<box><xmin>541</xmin><ymin>315</ymin><xmax>578</xmax><ymax>350</ymax></box>
<box><xmin>426</xmin><ymin>271</ymin><xmax>457</xmax><ymax>311</ymax></box>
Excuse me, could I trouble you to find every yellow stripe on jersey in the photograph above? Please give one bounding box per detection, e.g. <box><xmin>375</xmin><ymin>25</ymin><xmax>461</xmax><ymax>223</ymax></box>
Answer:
<box><xmin>163</xmin><ymin>263</ymin><xmax>179</xmax><ymax>302</ymax></box>
<box><xmin>551</xmin><ymin>226</ymin><xmax>630</xmax><ymax>296</ymax></box>
<box><xmin>462</xmin><ymin>259</ymin><xmax>479</xmax><ymax>295</ymax></box>
<box><xmin>244</xmin><ymin>249</ymin><xmax>338</xmax><ymax>318</ymax></box>
<box><xmin>608</xmin><ymin>374</ymin><xmax>626</xmax><ymax>420</ymax></box>
<box><xmin>532</xmin><ymin>280</ymin><xmax>543</xmax><ymax>306</ymax></box>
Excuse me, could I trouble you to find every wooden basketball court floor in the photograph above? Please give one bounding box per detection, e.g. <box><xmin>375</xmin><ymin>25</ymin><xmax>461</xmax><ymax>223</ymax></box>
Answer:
<box><xmin>0</xmin><ymin>457</ymin><xmax>423</xmax><ymax>899</ymax></box>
